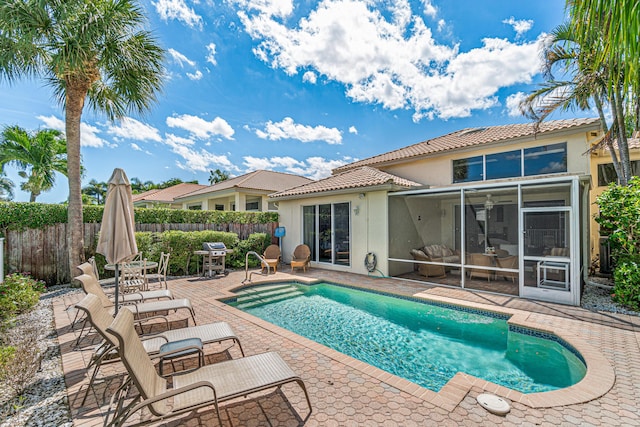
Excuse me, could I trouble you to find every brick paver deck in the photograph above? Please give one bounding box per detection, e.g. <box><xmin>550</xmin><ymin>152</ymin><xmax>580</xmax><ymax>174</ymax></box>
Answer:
<box><xmin>53</xmin><ymin>268</ymin><xmax>640</xmax><ymax>426</ymax></box>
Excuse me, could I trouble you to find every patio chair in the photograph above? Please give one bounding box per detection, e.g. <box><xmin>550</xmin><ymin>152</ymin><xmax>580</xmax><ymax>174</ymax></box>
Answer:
<box><xmin>291</xmin><ymin>244</ymin><xmax>311</xmax><ymax>272</ymax></box>
<box><xmin>77</xmin><ymin>262</ymin><xmax>174</xmax><ymax>303</ymax></box>
<box><xmin>468</xmin><ymin>253</ymin><xmax>494</xmax><ymax>281</ymax></box>
<box><xmin>74</xmin><ymin>273</ymin><xmax>197</xmax><ymax>327</ymax></box>
<box><xmin>262</xmin><ymin>244</ymin><xmax>281</xmax><ymax>273</ymax></box>
<box><xmin>120</xmin><ymin>260</ymin><xmax>147</xmax><ymax>293</ymax></box>
<box><xmin>496</xmin><ymin>255</ymin><xmax>518</xmax><ymax>283</ymax></box>
<box><xmin>105</xmin><ymin>308</ymin><xmax>311</xmax><ymax>427</ymax></box>
<box><xmin>75</xmin><ymin>293</ymin><xmax>244</xmax><ymax>405</ymax></box>
<box><xmin>409</xmin><ymin>249</ymin><xmax>446</xmax><ymax>278</ymax></box>
<box><xmin>145</xmin><ymin>252</ymin><xmax>170</xmax><ymax>290</ymax></box>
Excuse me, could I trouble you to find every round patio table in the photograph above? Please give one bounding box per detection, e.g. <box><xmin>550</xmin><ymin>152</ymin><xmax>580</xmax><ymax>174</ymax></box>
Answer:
<box><xmin>104</xmin><ymin>260</ymin><xmax>158</xmax><ymax>271</ymax></box>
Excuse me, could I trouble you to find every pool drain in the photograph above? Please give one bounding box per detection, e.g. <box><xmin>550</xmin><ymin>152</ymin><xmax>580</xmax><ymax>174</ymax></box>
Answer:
<box><xmin>477</xmin><ymin>393</ymin><xmax>510</xmax><ymax>415</ymax></box>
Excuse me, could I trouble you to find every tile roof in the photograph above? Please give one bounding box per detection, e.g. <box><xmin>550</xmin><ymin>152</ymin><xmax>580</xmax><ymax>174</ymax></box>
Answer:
<box><xmin>270</xmin><ymin>166</ymin><xmax>422</xmax><ymax>199</ymax></box>
<box><xmin>175</xmin><ymin>170</ymin><xmax>314</xmax><ymax>200</ymax></box>
<box><xmin>132</xmin><ymin>183</ymin><xmax>208</xmax><ymax>203</ymax></box>
<box><xmin>335</xmin><ymin>118</ymin><xmax>601</xmax><ymax>173</ymax></box>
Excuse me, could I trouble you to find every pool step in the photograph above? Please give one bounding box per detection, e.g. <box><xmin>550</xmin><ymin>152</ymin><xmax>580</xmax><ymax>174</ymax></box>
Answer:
<box><xmin>234</xmin><ymin>286</ymin><xmax>303</xmax><ymax>309</ymax></box>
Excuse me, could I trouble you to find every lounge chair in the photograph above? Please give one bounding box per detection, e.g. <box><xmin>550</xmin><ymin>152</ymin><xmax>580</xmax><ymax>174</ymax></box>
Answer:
<box><xmin>291</xmin><ymin>244</ymin><xmax>311</xmax><ymax>272</ymax></box>
<box><xmin>105</xmin><ymin>308</ymin><xmax>312</xmax><ymax>426</ymax></box>
<box><xmin>77</xmin><ymin>262</ymin><xmax>173</xmax><ymax>303</ymax></box>
<box><xmin>75</xmin><ymin>293</ymin><xmax>244</xmax><ymax>405</ymax></box>
<box><xmin>262</xmin><ymin>244</ymin><xmax>281</xmax><ymax>273</ymax></box>
<box><xmin>74</xmin><ymin>273</ymin><xmax>197</xmax><ymax>326</ymax></box>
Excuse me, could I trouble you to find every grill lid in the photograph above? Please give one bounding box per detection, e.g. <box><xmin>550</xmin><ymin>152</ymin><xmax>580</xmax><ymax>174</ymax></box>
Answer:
<box><xmin>203</xmin><ymin>242</ymin><xmax>226</xmax><ymax>251</ymax></box>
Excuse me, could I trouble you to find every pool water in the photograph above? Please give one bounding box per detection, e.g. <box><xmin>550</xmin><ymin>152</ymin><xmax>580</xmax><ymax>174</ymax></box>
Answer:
<box><xmin>228</xmin><ymin>282</ymin><xmax>586</xmax><ymax>393</ymax></box>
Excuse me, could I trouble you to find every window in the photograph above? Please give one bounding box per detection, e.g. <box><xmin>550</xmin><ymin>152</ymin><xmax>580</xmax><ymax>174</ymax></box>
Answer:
<box><xmin>245</xmin><ymin>201</ymin><xmax>259</xmax><ymax>211</ymax></box>
<box><xmin>187</xmin><ymin>204</ymin><xmax>201</xmax><ymax>210</ymax></box>
<box><xmin>486</xmin><ymin>150</ymin><xmax>521</xmax><ymax>180</ymax></box>
<box><xmin>453</xmin><ymin>156</ymin><xmax>483</xmax><ymax>183</ymax></box>
<box><xmin>267</xmin><ymin>201</ymin><xmax>279</xmax><ymax>211</ymax></box>
<box><xmin>524</xmin><ymin>143</ymin><xmax>567</xmax><ymax>176</ymax></box>
<box><xmin>215</xmin><ymin>204</ymin><xmax>224</xmax><ymax>211</ymax></box>
<box><xmin>303</xmin><ymin>202</ymin><xmax>350</xmax><ymax>266</ymax></box>
<box><xmin>598</xmin><ymin>160</ymin><xmax>640</xmax><ymax>186</ymax></box>
<box><xmin>453</xmin><ymin>143</ymin><xmax>567</xmax><ymax>183</ymax></box>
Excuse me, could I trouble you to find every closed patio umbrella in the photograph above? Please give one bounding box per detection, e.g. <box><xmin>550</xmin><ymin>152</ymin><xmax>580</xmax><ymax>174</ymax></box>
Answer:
<box><xmin>96</xmin><ymin>168</ymin><xmax>138</xmax><ymax>312</ymax></box>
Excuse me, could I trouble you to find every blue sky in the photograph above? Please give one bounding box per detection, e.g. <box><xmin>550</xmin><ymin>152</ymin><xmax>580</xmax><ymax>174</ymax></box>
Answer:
<box><xmin>1</xmin><ymin>0</ymin><xmax>587</xmax><ymax>203</ymax></box>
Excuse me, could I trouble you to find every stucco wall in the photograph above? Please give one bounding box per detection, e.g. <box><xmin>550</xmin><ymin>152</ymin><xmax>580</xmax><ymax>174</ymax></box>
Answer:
<box><xmin>277</xmin><ymin>190</ymin><xmax>389</xmax><ymax>276</ymax></box>
<box><xmin>380</xmin><ymin>130</ymin><xmax>595</xmax><ymax>187</ymax></box>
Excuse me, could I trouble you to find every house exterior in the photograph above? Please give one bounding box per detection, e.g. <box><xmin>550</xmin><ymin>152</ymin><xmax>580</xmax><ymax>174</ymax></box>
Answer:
<box><xmin>132</xmin><ymin>183</ymin><xmax>208</xmax><ymax>208</ymax></box>
<box><xmin>588</xmin><ymin>137</ymin><xmax>640</xmax><ymax>273</ymax></box>
<box><xmin>271</xmin><ymin>118</ymin><xmax>604</xmax><ymax>306</ymax></box>
<box><xmin>173</xmin><ymin>170</ymin><xmax>313</xmax><ymax>212</ymax></box>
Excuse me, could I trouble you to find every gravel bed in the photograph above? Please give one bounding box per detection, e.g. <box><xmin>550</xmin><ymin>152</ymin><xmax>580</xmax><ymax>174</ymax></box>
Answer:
<box><xmin>0</xmin><ymin>278</ymin><xmax>637</xmax><ymax>426</ymax></box>
<box><xmin>0</xmin><ymin>286</ymin><xmax>80</xmax><ymax>427</ymax></box>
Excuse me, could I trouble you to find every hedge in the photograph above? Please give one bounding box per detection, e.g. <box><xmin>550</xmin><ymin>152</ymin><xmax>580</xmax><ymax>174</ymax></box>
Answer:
<box><xmin>89</xmin><ymin>230</ymin><xmax>271</xmax><ymax>276</ymax></box>
<box><xmin>0</xmin><ymin>202</ymin><xmax>278</xmax><ymax>231</ymax></box>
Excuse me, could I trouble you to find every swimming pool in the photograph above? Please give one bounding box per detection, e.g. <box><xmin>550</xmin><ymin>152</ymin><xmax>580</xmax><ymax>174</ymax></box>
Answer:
<box><xmin>227</xmin><ymin>282</ymin><xmax>586</xmax><ymax>393</ymax></box>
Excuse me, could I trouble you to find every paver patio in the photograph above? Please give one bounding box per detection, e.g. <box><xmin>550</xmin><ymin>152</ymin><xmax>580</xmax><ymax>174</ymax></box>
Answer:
<box><xmin>53</xmin><ymin>268</ymin><xmax>640</xmax><ymax>426</ymax></box>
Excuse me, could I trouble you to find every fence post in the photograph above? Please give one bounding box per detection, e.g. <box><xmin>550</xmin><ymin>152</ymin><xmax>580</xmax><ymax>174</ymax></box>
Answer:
<box><xmin>0</xmin><ymin>237</ymin><xmax>4</xmax><ymax>283</ymax></box>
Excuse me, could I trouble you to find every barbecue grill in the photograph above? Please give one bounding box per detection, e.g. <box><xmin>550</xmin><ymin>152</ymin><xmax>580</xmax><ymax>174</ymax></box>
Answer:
<box><xmin>201</xmin><ymin>242</ymin><xmax>227</xmax><ymax>277</ymax></box>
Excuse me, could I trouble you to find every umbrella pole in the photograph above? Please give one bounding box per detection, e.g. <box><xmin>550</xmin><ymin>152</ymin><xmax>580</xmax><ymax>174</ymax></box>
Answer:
<box><xmin>114</xmin><ymin>264</ymin><xmax>120</xmax><ymax>314</ymax></box>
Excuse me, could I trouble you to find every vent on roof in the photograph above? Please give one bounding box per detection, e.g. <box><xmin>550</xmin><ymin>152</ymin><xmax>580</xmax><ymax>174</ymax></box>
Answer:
<box><xmin>457</xmin><ymin>127</ymin><xmax>487</xmax><ymax>137</ymax></box>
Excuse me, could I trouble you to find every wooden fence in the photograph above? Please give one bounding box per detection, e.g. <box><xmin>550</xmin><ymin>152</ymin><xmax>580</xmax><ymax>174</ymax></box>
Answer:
<box><xmin>4</xmin><ymin>222</ymin><xmax>278</xmax><ymax>285</ymax></box>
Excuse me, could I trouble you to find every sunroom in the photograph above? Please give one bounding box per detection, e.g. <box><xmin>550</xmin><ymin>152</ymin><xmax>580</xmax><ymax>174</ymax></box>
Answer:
<box><xmin>387</xmin><ymin>174</ymin><xmax>589</xmax><ymax>306</ymax></box>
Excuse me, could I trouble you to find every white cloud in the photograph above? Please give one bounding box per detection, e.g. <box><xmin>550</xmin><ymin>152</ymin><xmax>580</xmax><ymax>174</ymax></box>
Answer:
<box><xmin>255</xmin><ymin>117</ymin><xmax>342</xmax><ymax>144</ymax></box>
<box><xmin>505</xmin><ymin>92</ymin><xmax>528</xmax><ymax>117</ymax></box>
<box><xmin>108</xmin><ymin>117</ymin><xmax>162</xmax><ymax>142</ymax></box>
<box><xmin>168</xmin><ymin>48</ymin><xmax>196</xmax><ymax>68</ymax></box>
<box><xmin>233</xmin><ymin>0</ymin><xmax>545</xmax><ymax>121</ymax></box>
<box><xmin>243</xmin><ymin>155</ymin><xmax>350</xmax><ymax>180</ymax></box>
<box><xmin>164</xmin><ymin>133</ymin><xmax>237</xmax><ymax>172</ymax></box>
<box><xmin>166</xmin><ymin>114</ymin><xmax>235</xmax><ymax>140</ymax></box>
<box><xmin>206</xmin><ymin>43</ymin><xmax>217</xmax><ymax>65</ymax></box>
<box><xmin>421</xmin><ymin>0</ymin><xmax>437</xmax><ymax>18</ymax></box>
<box><xmin>348</xmin><ymin>126</ymin><xmax>358</xmax><ymax>134</ymax></box>
<box><xmin>37</xmin><ymin>115</ymin><xmax>112</xmax><ymax>148</ymax></box>
<box><xmin>503</xmin><ymin>17</ymin><xmax>534</xmax><ymax>37</ymax></box>
<box><xmin>131</xmin><ymin>143</ymin><xmax>142</xmax><ymax>151</ymax></box>
<box><xmin>232</xmin><ymin>0</ymin><xmax>293</xmax><ymax>18</ymax></box>
<box><xmin>153</xmin><ymin>0</ymin><xmax>202</xmax><ymax>28</ymax></box>
<box><xmin>302</xmin><ymin>71</ymin><xmax>317</xmax><ymax>84</ymax></box>
<box><xmin>187</xmin><ymin>70</ymin><xmax>203</xmax><ymax>80</ymax></box>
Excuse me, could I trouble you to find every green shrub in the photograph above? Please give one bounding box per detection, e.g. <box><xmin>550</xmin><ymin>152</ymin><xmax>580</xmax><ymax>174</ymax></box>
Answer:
<box><xmin>0</xmin><ymin>274</ymin><xmax>45</xmax><ymax>324</ymax></box>
<box><xmin>0</xmin><ymin>202</ymin><xmax>278</xmax><ymax>231</ymax></box>
<box><xmin>612</xmin><ymin>257</ymin><xmax>640</xmax><ymax>311</ymax></box>
<box><xmin>227</xmin><ymin>233</ymin><xmax>271</xmax><ymax>268</ymax></box>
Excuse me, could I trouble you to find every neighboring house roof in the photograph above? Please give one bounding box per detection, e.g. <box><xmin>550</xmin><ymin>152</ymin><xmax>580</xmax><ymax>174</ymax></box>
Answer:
<box><xmin>270</xmin><ymin>166</ymin><xmax>422</xmax><ymax>199</ymax></box>
<box><xmin>174</xmin><ymin>170</ymin><xmax>314</xmax><ymax>201</ymax></box>
<box><xmin>335</xmin><ymin>118</ymin><xmax>601</xmax><ymax>173</ymax></box>
<box><xmin>132</xmin><ymin>183</ymin><xmax>208</xmax><ymax>204</ymax></box>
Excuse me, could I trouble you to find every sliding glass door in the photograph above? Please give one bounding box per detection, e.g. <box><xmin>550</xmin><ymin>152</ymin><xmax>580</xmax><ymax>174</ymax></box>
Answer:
<box><xmin>303</xmin><ymin>202</ymin><xmax>351</xmax><ymax>266</ymax></box>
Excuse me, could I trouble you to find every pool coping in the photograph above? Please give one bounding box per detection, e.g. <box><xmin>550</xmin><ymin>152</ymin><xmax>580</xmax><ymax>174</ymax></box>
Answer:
<box><xmin>210</xmin><ymin>276</ymin><xmax>615</xmax><ymax>412</ymax></box>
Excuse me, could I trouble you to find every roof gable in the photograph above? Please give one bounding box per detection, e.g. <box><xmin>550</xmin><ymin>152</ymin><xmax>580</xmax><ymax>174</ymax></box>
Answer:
<box><xmin>132</xmin><ymin>183</ymin><xmax>207</xmax><ymax>203</ymax></box>
<box><xmin>175</xmin><ymin>170</ymin><xmax>314</xmax><ymax>200</ymax></box>
<box><xmin>270</xmin><ymin>166</ymin><xmax>421</xmax><ymax>199</ymax></box>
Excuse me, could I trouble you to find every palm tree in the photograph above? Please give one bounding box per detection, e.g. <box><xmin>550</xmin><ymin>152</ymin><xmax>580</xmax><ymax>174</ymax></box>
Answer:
<box><xmin>82</xmin><ymin>179</ymin><xmax>107</xmax><ymax>205</ymax></box>
<box><xmin>0</xmin><ymin>126</ymin><xmax>68</xmax><ymax>202</ymax></box>
<box><xmin>209</xmin><ymin>169</ymin><xmax>230</xmax><ymax>185</ymax></box>
<box><xmin>520</xmin><ymin>22</ymin><xmax>633</xmax><ymax>184</ymax></box>
<box><xmin>0</xmin><ymin>0</ymin><xmax>165</xmax><ymax>273</ymax></box>
<box><xmin>568</xmin><ymin>0</ymin><xmax>639</xmax><ymax>94</ymax></box>
<box><xmin>0</xmin><ymin>173</ymin><xmax>14</xmax><ymax>201</ymax></box>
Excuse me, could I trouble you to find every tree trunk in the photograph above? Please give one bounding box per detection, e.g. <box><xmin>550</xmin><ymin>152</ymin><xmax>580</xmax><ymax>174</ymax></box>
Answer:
<box><xmin>65</xmin><ymin>84</ymin><xmax>87</xmax><ymax>277</ymax></box>
<box><xmin>594</xmin><ymin>96</ymin><xmax>622</xmax><ymax>181</ymax></box>
<box><xmin>612</xmin><ymin>87</ymin><xmax>632</xmax><ymax>185</ymax></box>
